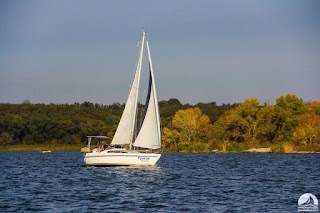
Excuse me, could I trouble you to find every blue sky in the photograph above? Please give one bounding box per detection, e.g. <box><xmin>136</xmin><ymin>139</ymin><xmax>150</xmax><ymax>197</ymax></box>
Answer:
<box><xmin>1</xmin><ymin>0</ymin><xmax>319</xmax><ymax>105</ymax></box>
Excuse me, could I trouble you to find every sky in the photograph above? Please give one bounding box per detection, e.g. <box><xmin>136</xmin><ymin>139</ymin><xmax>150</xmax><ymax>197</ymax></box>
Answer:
<box><xmin>1</xmin><ymin>0</ymin><xmax>319</xmax><ymax>105</ymax></box>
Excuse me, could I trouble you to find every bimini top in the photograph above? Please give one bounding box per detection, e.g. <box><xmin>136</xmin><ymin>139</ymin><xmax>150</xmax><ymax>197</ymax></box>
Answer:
<box><xmin>87</xmin><ymin>136</ymin><xmax>112</xmax><ymax>140</ymax></box>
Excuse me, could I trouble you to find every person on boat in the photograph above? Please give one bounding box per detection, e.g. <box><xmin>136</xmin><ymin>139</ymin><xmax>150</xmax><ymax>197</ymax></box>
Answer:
<box><xmin>92</xmin><ymin>144</ymin><xmax>101</xmax><ymax>153</ymax></box>
<box><xmin>104</xmin><ymin>144</ymin><xmax>112</xmax><ymax>150</ymax></box>
<box><xmin>97</xmin><ymin>143</ymin><xmax>103</xmax><ymax>152</ymax></box>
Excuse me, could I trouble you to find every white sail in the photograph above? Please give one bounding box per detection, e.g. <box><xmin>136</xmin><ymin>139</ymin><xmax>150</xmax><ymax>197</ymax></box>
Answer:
<box><xmin>84</xmin><ymin>31</ymin><xmax>162</xmax><ymax>166</ymax></box>
<box><xmin>133</xmin><ymin>39</ymin><xmax>161</xmax><ymax>149</ymax></box>
<box><xmin>147</xmin><ymin>39</ymin><xmax>161</xmax><ymax>145</ymax></box>
<box><xmin>111</xmin><ymin>32</ymin><xmax>146</xmax><ymax>145</ymax></box>
<box><xmin>133</xmin><ymin>83</ymin><xmax>161</xmax><ymax>149</ymax></box>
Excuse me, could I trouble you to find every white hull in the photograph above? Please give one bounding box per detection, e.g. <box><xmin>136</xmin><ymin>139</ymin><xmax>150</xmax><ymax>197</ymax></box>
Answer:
<box><xmin>84</xmin><ymin>151</ymin><xmax>161</xmax><ymax>166</ymax></box>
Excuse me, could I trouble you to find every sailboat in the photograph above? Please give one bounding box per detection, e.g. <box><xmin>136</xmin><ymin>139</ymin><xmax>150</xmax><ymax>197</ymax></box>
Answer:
<box><xmin>83</xmin><ymin>31</ymin><xmax>162</xmax><ymax>166</ymax></box>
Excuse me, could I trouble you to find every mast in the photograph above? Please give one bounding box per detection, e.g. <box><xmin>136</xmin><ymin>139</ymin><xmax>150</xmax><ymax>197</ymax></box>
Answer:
<box><xmin>129</xmin><ymin>31</ymin><xmax>146</xmax><ymax>149</ymax></box>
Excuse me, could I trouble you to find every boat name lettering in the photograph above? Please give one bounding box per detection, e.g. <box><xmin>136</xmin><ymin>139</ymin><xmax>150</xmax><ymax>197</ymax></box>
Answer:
<box><xmin>138</xmin><ymin>157</ymin><xmax>150</xmax><ymax>162</ymax></box>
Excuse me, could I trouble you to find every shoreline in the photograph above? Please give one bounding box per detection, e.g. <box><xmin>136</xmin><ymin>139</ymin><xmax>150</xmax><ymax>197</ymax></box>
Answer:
<box><xmin>1</xmin><ymin>145</ymin><xmax>319</xmax><ymax>154</ymax></box>
<box><xmin>0</xmin><ymin>144</ymin><xmax>83</xmax><ymax>152</ymax></box>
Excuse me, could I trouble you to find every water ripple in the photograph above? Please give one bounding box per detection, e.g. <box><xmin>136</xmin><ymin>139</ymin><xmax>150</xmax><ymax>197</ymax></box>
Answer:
<box><xmin>0</xmin><ymin>152</ymin><xmax>319</xmax><ymax>212</ymax></box>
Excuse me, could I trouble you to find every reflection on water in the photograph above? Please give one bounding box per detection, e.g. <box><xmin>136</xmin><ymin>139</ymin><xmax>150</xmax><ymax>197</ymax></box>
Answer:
<box><xmin>0</xmin><ymin>152</ymin><xmax>319</xmax><ymax>212</ymax></box>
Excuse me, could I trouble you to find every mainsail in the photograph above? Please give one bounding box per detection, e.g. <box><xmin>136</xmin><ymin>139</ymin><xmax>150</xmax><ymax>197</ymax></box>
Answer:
<box><xmin>111</xmin><ymin>32</ymin><xmax>146</xmax><ymax>145</ymax></box>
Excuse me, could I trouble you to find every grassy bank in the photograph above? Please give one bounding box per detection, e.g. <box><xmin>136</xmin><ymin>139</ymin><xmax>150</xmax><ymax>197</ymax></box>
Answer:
<box><xmin>0</xmin><ymin>144</ymin><xmax>84</xmax><ymax>152</ymax></box>
<box><xmin>1</xmin><ymin>143</ymin><xmax>319</xmax><ymax>153</ymax></box>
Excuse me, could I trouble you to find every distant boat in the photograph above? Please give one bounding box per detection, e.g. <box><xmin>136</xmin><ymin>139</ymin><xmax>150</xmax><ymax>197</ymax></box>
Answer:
<box><xmin>41</xmin><ymin>150</ymin><xmax>52</xmax><ymax>153</ymax></box>
<box><xmin>82</xmin><ymin>31</ymin><xmax>162</xmax><ymax>166</ymax></box>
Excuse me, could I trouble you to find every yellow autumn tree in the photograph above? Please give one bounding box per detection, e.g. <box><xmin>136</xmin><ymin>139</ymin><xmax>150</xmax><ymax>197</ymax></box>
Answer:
<box><xmin>293</xmin><ymin>114</ymin><xmax>320</xmax><ymax>145</ymax></box>
<box><xmin>162</xmin><ymin>107</ymin><xmax>213</xmax><ymax>152</ymax></box>
<box><xmin>305</xmin><ymin>101</ymin><xmax>320</xmax><ymax>115</ymax></box>
<box><xmin>162</xmin><ymin>127</ymin><xmax>180</xmax><ymax>152</ymax></box>
<box><xmin>172</xmin><ymin>107</ymin><xmax>211</xmax><ymax>142</ymax></box>
<box><xmin>293</xmin><ymin>101</ymin><xmax>320</xmax><ymax>146</ymax></box>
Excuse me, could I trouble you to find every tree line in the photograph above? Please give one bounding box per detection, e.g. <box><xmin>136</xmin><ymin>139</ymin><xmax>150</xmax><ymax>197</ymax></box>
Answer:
<box><xmin>0</xmin><ymin>94</ymin><xmax>319</xmax><ymax>152</ymax></box>
<box><xmin>0</xmin><ymin>99</ymin><xmax>233</xmax><ymax>146</ymax></box>
<box><xmin>163</xmin><ymin>94</ymin><xmax>320</xmax><ymax>152</ymax></box>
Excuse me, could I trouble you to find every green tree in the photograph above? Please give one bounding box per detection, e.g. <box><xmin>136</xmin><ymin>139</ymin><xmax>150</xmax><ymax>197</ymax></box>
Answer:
<box><xmin>274</xmin><ymin>94</ymin><xmax>304</xmax><ymax>141</ymax></box>
<box><xmin>213</xmin><ymin>98</ymin><xmax>260</xmax><ymax>143</ymax></box>
<box><xmin>0</xmin><ymin>132</ymin><xmax>14</xmax><ymax>145</ymax></box>
<box><xmin>256</xmin><ymin>105</ymin><xmax>277</xmax><ymax>143</ymax></box>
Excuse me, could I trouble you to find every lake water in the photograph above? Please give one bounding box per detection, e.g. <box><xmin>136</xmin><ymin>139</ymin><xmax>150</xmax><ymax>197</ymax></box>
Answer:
<box><xmin>0</xmin><ymin>152</ymin><xmax>319</xmax><ymax>212</ymax></box>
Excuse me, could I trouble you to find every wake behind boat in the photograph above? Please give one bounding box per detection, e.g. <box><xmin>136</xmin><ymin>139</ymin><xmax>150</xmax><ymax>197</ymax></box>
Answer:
<box><xmin>81</xmin><ymin>31</ymin><xmax>162</xmax><ymax>166</ymax></box>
